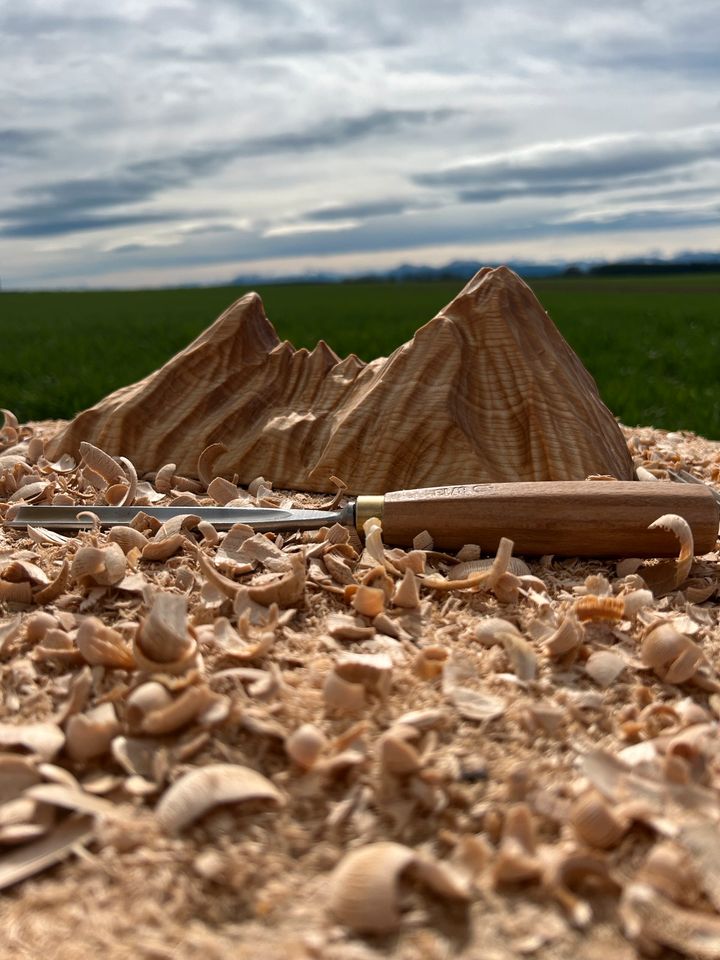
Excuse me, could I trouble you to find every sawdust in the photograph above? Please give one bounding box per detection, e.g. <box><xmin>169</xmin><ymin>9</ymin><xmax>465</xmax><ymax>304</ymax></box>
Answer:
<box><xmin>0</xmin><ymin>417</ymin><xmax>719</xmax><ymax>960</ymax></box>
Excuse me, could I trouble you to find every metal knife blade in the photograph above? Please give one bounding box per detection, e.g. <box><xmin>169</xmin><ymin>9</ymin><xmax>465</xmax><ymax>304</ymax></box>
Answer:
<box><xmin>4</xmin><ymin>503</ymin><xmax>355</xmax><ymax>532</ymax></box>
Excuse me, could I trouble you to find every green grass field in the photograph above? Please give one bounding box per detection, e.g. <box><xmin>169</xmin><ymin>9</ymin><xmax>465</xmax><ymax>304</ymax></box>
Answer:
<box><xmin>1</xmin><ymin>273</ymin><xmax>719</xmax><ymax>439</ymax></box>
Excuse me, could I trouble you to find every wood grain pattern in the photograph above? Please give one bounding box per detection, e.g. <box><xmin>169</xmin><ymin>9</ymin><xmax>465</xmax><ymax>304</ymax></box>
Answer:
<box><xmin>381</xmin><ymin>482</ymin><xmax>720</xmax><ymax>555</ymax></box>
<box><xmin>46</xmin><ymin>267</ymin><xmax>634</xmax><ymax>493</ymax></box>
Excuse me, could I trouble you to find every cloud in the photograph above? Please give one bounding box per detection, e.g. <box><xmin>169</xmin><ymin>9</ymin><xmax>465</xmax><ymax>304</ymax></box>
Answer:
<box><xmin>0</xmin><ymin>10</ymin><xmax>129</xmax><ymax>37</ymax></box>
<box><xmin>225</xmin><ymin>108</ymin><xmax>461</xmax><ymax>156</ymax></box>
<box><xmin>0</xmin><ymin>171</ymin><xmax>184</xmax><ymax>238</ymax></box>
<box><xmin>2</xmin><ymin>1</ymin><xmax>720</xmax><ymax>287</ymax></box>
<box><xmin>552</xmin><ymin>203</ymin><xmax>720</xmax><ymax>234</ymax></box>
<box><xmin>1</xmin><ymin>212</ymin><xmax>184</xmax><ymax>239</ymax></box>
<box><xmin>0</xmin><ymin>128</ymin><xmax>51</xmax><ymax>161</ymax></box>
<box><xmin>0</xmin><ymin>108</ymin><xmax>459</xmax><ymax>238</ymax></box>
<box><xmin>415</xmin><ymin>126</ymin><xmax>720</xmax><ymax>202</ymax></box>
<box><xmin>97</xmin><ymin>196</ymin><xmax>720</xmax><ymax>275</ymax></box>
<box><xmin>304</xmin><ymin>199</ymin><xmax>413</xmax><ymax>221</ymax></box>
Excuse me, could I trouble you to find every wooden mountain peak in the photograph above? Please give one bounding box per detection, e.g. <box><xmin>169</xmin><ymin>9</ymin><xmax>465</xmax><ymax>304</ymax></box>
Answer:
<box><xmin>46</xmin><ymin>266</ymin><xmax>633</xmax><ymax>493</ymax></box>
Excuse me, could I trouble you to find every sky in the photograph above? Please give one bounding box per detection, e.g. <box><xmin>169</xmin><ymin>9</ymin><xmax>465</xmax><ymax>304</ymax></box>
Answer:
<box><xmin>1</xmin><ymin>0</ymin><xmax>719</xmax><ymax>289</ymax></box>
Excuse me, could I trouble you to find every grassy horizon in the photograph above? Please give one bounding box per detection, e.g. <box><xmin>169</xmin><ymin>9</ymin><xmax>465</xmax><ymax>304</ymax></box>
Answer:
<box><xmin>2</xmin><ymin>272</ymin><xmax>719</xmax><ymax>439</ymax></box>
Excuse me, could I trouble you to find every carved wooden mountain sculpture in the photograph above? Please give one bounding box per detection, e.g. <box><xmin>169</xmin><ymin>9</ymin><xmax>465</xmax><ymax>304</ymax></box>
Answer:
<box><xmin>46</xmin><ymin>266</ymin><xmax>633</xmax><ymax>493</ymax></box>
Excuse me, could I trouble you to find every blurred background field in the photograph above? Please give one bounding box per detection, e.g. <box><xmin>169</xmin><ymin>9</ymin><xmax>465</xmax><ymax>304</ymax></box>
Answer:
<box><xmin>1</xmin><ymin>271</ymin><xmax>719</xmax><ymax>439</ymax></box>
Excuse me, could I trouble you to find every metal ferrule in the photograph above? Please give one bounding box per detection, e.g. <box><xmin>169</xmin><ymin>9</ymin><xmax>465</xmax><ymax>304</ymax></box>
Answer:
<box><xmin>354</xmin><ymin>495</ymin><xmax>385</xmax><ymax>534</ymax></box>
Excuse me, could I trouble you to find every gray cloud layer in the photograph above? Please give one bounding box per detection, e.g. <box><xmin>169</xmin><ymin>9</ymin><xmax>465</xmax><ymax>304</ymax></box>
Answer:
<box><xmin>416</xmin><ymin>127</ymin><xmax>720</xmax><ymax>201</ymax></box>
<box><xmin>0</xmin><ymin>128</ymin><xmax>52</xmax><ymax>160</ymax></box>
<box><xmin>1</xmin><ymin>0</ymin><xmax>719</xmax><ymax>286</ymax></box>
<box><xmin>0</xmin><ymin>108</ymin><xmax>456</xmax><ymax>238</ymax></box>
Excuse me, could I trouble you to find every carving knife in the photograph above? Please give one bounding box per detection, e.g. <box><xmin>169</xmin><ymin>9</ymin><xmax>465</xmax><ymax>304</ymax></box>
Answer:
<box><xmin>5</xmin><ymin>481</ymin><xmax>719</xmax><ymax>557</ymax></box>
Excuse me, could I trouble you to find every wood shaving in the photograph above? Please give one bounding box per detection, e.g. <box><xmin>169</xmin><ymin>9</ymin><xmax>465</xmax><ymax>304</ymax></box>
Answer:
<box><xmin>1</xmin><ymin>418</ymin><xmax>720</xmax><ymax>957</ymax></box>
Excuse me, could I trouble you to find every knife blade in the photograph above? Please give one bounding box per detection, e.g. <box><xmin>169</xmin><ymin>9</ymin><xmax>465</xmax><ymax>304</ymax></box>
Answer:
<box><xmin>4</xmin><ymin>504</ymin><xmax>354</xmax><ymax>533</ymax></box>
<box><xmin>4</xmin><ymin>481</ymin><xmax>719</xmax><ymax>557</ymax></box>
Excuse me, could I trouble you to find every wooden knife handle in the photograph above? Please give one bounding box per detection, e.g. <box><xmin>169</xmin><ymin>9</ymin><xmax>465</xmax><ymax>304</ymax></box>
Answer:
<box><xmin>362</xmin><ymin>481</ymin><xmax>720</xmax><ymax>556</ymax></box>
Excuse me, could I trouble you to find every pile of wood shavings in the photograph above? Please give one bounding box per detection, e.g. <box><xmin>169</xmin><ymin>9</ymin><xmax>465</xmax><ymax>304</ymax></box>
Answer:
<box><xmin>0</xmin><ymin>412</ymin><xmax>720</xmax><ymax>960</ymax></box>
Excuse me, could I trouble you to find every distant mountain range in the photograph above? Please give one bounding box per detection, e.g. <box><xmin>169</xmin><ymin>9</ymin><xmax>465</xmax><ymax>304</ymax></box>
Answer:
<box><xmin>231</xmin><ymin>251</ymin><xmax>720</xmax><ymax>286</ymax></box>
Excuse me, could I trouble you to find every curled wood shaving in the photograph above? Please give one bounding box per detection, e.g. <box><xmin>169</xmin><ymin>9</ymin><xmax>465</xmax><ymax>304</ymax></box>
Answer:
<box><xmin>500</xmin><ymin>630</ymin><xmax>537</xmax><ymax>681</ymax></box>
<box><xmin>650</xmin><ymin>513</ymin><xmax>694</xmax><ymax>577</ymax></box>
<box><xmin>246</xmin><ymin>552</ymin><xmax>305</xmax><ymax>607</ymax></box>
<box><xmin>323</xmin><ymin>669</ymin><xmax>366</xmax><ymax>713</ymax></box>
<box><xmin>154</xmin><ymin>514</ymin><xmax>201</xmax><ymax>540</ymax></box>
<box><xmin>1</xmin><ymin>409</ymin><xmax>19</xmax><ymax>431</ymax></box>
<box><xmin>118</xmin><ymin>456</ymin><xmax>138</xmax><ymax>506</ymax></box>
<box><xmin>326</xmin><ymin>614</ymin><xmax>374</xmax><ymax>641</ymax></box>
<box><xmin>154</xmin><ymin>462</ymin><xmax>177</xmax><ymax>494</ymax></box>
<box><xmin>39</xmin><ymin>453</ymin><xmax>76</xmax><ymax>475</ymax></box>
<box><xmin>8</xmin><ymin>480</ymin><xmax>50</xmax><ymax>504</ymax></box>
<box><xmin>25</xmin><ymin>526</ymin><xmax>70</xmax><ymax>546</ymax></box>
<box><xmin>140</xmin><ymin>685</ymin><xmax>219</xmax><ymax>735</ymax></box>
<box><xmin>207</xmin><ymin>476</ymin><xmax>240</xmax><ymax>505</ymax></box>
<box><xmin>79</xmin><ymin>441</ymin><xmax>124</xmax><ymax>485</ymax></box>
<box><xmin>76</xmin><ymin>617</ymin><xmax>135</xmax><ymax>670</ymax></box>
<box><xmin>155</xmin><ymin>763</ymin><xmax>284</xmax><ymax>834</ymax></box>
<box><xmin>234</xmin><ymin>532</ymin><xmax>290</xmax><ymax>572</ymax></box>
<box><xmin>197</xmin><ymin>520</ymin><xmax>219</xmax><ymax>545</ymax></box>
<box><xmin>0</xmin><ymin>815</ymin><xmax>94</xmax><ymax>892</ymax></box>
<box><xmin>197</xmin><ymin>442</ymin><xmax>228</xmax><ymax>488</ymax></box>
<box><xmin>141</xmin><ymin>532</ymin><xmax>186</xmax><ymax>561</ymax></box>
<box><xmin>33</xmin><ymin>560</ymin><xmax>70</xmax><ymax>604</ymax></box>
<box><xmin>639</xmin><ymin>513</ymin><xmax>696</xmax><ymax>595</ymax></box>
<box><xmin>214</xmin><ymin>524</ymin><xmax>255</xmax><ymax>575</ymax></box>
<box><xmin>2</xmin><ymin>559</ymin><xmax>48</xmax><ymax>586</ymax></box>
<box><xmin>24</xmin><ymin>783</ymin><xmax>119</xmax><ymax>819</ymax></box>
<box><xmin>65</xmin><ymin>703</ymin><xmax>121</xmax><ymax>762</ymax></box>
<box><xmin>0</xmin><ymin>722</ymin><xmax>65</xmax><ymax>761</ymax></box>
<box><xmin>134</xmin><ymin>593</ymin><xmax>198</xmax><ymax>672</ymax></box>
<box><xmin>641</xmin><ymin>621</ymin><xmax>705</xmax><ymax>684</ymax></box>
<box><xmin>379</xmin><ymin>725</ymin><xmax>422</xmax><ymax>776</ymax></box>
<box><xmin>170</xmin><ymin>474</ymin><xmax>203</xmax><ymax>494</ymax></box>
<box><xmin>322</xmin><ymin>474</ymin><xmax>348</xmax><ymax>510</ymax></box>
<box><xmin>33</xmin><ymin>627</ymin><xmax>82</xmax><ymax>664</ymax></box>
<box><xmin>621</xmin><ymin>882</ymin><xmax>720</xmax><ymax>959</ymax></box>
<box><xmin>212</xmin><ymin>616</ymin><xmax>275</xmax><ymax>661</ymax></box>
<box><xmin>125</xmin><ymin>683</ymin><xmax>173</xmax><ymax>730</ymax></box>
<box><xmin>108</xmin><ymin>526</ymin><xmax>148</xmax><ymax>554</ymax></box>
<box><xmin>475</xmin><ymin>618</ymin><xmax>537</xmax><ymax>681</ymax></box>
<box><xmin>322</xmin><ymin>552</ymin><xmax>356</xmax><ymax>586</ymax></box>
<box><xmin>328</xmin><ymin>841</ymin><xmax>470</xmax><ymax>934</ymax></box>
<box><xmin>543</xmin><ymin>612</ymin><xmax>584</xmax><ymax>658</ymax></box>
<box><xmin>424</xmin><ymin>537</ymin><xmax>515</xmax><ymax>592</ymax></box>
<box><xmin>442</xmin><ymin>658</ymin><xmax>506</xmax><ymax>721</ymax></box>
<box><xmin>247</xmin><ymin>476</ymin><xmax>271</xmax><ymax>498</ymax></box>
<box><xmin>285</xmin><ymin>723</ymin><xmax>328</xmax><ymax>770</ymax></box>
<box><xmin>71</xmin><ymin>543</ymin><xmax>127</xmax><ymax>587</ymax></box>
<box><xmin>335</xmin><ymin>652</ymin><xmax>393</xmax><ymax>699</ymax></box>
<box><xmin>574</xmin><ymin>595</ymin><xmax>626</xmax><ymax>622</ymax></box>
<box><xmin>134</xmin><ymin>482</ymin><xmax>165</xmax><ymax>504</ymax></box>
<box><xmin>569</xmin><ymin>789</ymin><xmax>629</xmax><ymax>848</ymax></box>
<box><xmin>197</xmin><ymin>550</ymin><xmax>241</xmax><ymax>600</ymax></box>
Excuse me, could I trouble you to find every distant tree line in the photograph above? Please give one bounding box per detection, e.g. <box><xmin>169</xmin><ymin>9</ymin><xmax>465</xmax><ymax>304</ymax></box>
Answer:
<box><xmin>569</xmin><ymin>261</ymin><xmax>720</xmax><ymax>277</ymax></box>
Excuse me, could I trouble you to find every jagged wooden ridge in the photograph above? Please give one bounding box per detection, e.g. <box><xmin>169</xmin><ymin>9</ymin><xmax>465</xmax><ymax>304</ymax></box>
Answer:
<box><xmin>47</xmin><ymin>267</ymin><xmax>633</xmax><ymax>493</ymax></box>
